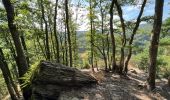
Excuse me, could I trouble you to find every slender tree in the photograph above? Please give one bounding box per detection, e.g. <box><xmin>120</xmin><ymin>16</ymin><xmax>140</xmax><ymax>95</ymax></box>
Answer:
<box><xmin>115</xmin><ymin>0</ymin><xmax>126</xmax><ymax>73</ymax></box>
<box><xmin>148</xmin><ymin>0</ymin><xmax>164</xmax><ymax>90</ymax></box>
<box><xmin>110</xmin><ymin>0</ymin><xmax>117</xmax><ymax>72</ymax></box>
<box><xmin>89</xmin><ymin>0</ymin><xmax>95</xmax><ymax>72</ymax></box>
<box><xmin>99</xmin><ymin>0</ymin><xmax>108</xmax><ymax>71</ymax></box>
<box><xmin>54</xmin><ymin>0</ymin><xmax>60</xmax><ymax>63</ymax></box>
<box><xmin>40</xmin><ymin>0</ymin><xmax>51</xmax><ymax>60</ymax></box>
<box><xmin>65</xmin><ymin>0</ymin><xmax>73</xmax><ymax>67</ymax></box>
<box><xmin>0</xmin><ymin>48</ymin><xmax>18</xmax><ymax>100</ymax></box>
<box><xmin>2</xmin><ymin>0</ymin><xmax>28</xmax><ymax>79</ymax></box>
<box><xmin>124</xmin><ymin>0</ymin><xmax>147</xmax><ymax>73</ymax></box>
<box><xmin>2</xmin><ymin>0</ymin><xmax>30</xmax><ymax>99</ymax></box>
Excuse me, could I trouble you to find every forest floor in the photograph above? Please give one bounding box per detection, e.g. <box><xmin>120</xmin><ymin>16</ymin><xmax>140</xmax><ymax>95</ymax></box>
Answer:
<box><xmin>59</xmin><ymin>67</ymin><xmax>170</xmax><ymax>100</ymax></box>
<box><xmin>3</xmin><ymin>66</ymin><xmax>170</xmax><ymax>100</ymax></box>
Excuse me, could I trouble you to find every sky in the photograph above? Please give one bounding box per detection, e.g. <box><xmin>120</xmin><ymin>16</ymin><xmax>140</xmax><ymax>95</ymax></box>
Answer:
<box><xmin>122</xmin><ymin>0</ymin><xmax>170</xmax><ymax>21</ymax></box>
<box><xmin>75</xmin><ymin>0</ymin><xmax>170</xmax><ymax>31</ymax></box>
<box><xmin>0</xmin><ymin>0</ymin><xmax>170</xmax><ymax>31</ymax></box>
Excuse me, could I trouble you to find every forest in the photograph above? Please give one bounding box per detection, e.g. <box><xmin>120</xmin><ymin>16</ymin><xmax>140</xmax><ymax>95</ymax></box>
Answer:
<box><xmin>0</xmin><ymin>0</ymin><xmax>170</xmax><ymax>100</ymax></box>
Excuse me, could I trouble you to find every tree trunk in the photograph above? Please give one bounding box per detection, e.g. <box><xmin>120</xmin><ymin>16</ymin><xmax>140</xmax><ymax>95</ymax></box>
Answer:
<box><xmin>2</xmin><ymin>0</ymin><xmax>29</xmax><ymax>99</ymax></box>
<box><xmin>20</xmin><ymin>34</ymin><xmax>30</xmax><ymax>67</ymax></box>
<box><xmin>115</xmin><ymin>0</ymin><xmax>126</xmax><ymax>74</ymax></box>
<box><xmin>64</xmin><ymin>16</ymin><xmax>68</xmax><ymax>66</ymax></box>
<box><xmin>109</xmin><ymin>0</ymin><xmax>116</xmax><ymax>72</ymax></box>
<box><xmin>99</xmin><ymin>0</ymin><xmax>108</xmax><ymax>71</ymax></box>
<box><xmin>148</xmin><ymin>0</ymin><xmax>164</xmax><ymax>90</ymax></box>
<box><xmin>54</xmin><ymin>0</ymin><xmax>60</xmax><ymax>63</ymax></box>
<box><xmin>89</xmin><ymin>0</ymin><xmax>94</xmax><ymax>72</ymax></box>
<box><xmin>4</xmin><ymin>32</ymin><xmax>19</xmax><ymax>79</ymax></box>
<box><xmin>0</xmin><ymin>48</ymin><xmax>20</xmax><ymax>98</ymax></box>
<box><xmin>40</xmin><ymin>0</ymin><xmax>51</xmax><ymax>60</ymax></box>
<box><xmin>106</xmin><ymin>33</ymin><xmax>111</xmax><ymax>71</ymax></box>
<box><xmin>0</xmin><ymin>48</ymin><xmax>18</xmax><ymax>100</ymax></box>
<box><xmin>65</xmin><ymin>0</ymin><xmax>72</xmax><ymax>67</ymax></box>
<box><xmin>124</xmin><ymin>0</ymin><xmax>147</xmax><ymax>73</ymax></box>
<box><xmin>2</xmin><ymin>0</ymin><xmax>28</xmax><ymax>80</ymax></box>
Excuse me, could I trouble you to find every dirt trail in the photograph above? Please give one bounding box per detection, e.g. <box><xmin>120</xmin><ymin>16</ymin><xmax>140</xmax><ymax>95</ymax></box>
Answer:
<box><xmin>2</xmin><ymin>68</ymin><xmax>170</xmax><ymax>100</ymax></box>
<box><xmin>59</xmin><ymin>68</ymin><xmax>170</xmax><ymax>100</ymax></box>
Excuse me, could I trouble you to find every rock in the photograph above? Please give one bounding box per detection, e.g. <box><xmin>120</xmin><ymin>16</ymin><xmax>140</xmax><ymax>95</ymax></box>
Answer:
<box><xmin>168</xmin><ymin>76</ymin><xmax>170</xmax><ymax>86</ymax></box>
<box><xmin>129</xmin><ymin>69</ymin><xmax>137</xmax><ymax>74</ymax></box>
<box><xmin>138</xmin><ymin>82</ymin><xmax>147</xmax><ymax>89</ymax></box>
<box><xmin>31</xmin><ymin>61</ymin><xmax>97</xmax><ymax>100</ymax></box>
<box><xmin>71</xmin><ymin>97</ymin><xmax>79</xmax><ymax>100</ymax></box>
<box><xmin>95</xmin><ymin>93</ymin><xmax>103</xmax><ymax>100</ymax></box>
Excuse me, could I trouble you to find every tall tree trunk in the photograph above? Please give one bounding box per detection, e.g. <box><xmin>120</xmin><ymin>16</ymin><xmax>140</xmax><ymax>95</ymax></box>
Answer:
<box><xmin>4</xmin><ymin>32</ymin><xmax>19</xmax><ymax>79</ymax></box>
<box><xmin>2</xmin><ymin>0</ymin><xmax>29</xmax><ymax>99</ymax></box>
<box><xmin>106</xmin><ymin>33</ymin><xmax>111</xmax><ymax>70</ymax></box>
<box><xmin>20</xmin><ymin>34</ymin><xmax>30</xmax><ymax>67</ymax></box>
<box><xmin>2</xmin><ymin>0</ymin><xmax>28</xmax><ymax>80</ymax></box>
<box><xmin>109</xmin><ymin>0</ymin><xmax>116</xmax><ymax>72</ymax></box>
<box><xmin>124</xmin><ymin>0</ymin><xmax>147</xmax><ymax>73</ymax></box>
<box><xmin>148</xmin><ymin>0</ymin><xmax>164</xmax><ymax>90</ymax></box>
<box><xmin>89</xmin><ymin>0</ymin><xmax>94</xmax><ymax>72</ymax></box>
<box><xmin>64</xmin><ymin>16</ymin><xmax>68</xmax><ymax>66</ymax></box>
<box><xmin>99</xmin><ymin>0</ymin><xmax>108</xmax><ymax>71</ymax></box>
<box><xmin>115</xmin><ymin>0</ymin><xmax>126</xmax><ymax>74</ymax></box>
<box><xmin>0</xmin><ymin>48</ymin><xmax>20</xmax><ymax>98</ymax></box>
<box><xmin>40</xmin><ymin>0</ymin><xmax>51</xmax><ymax>60</ymax></box>
<box><xmin>65</xmin><ymin>0</ymin><xmax>72</xmax><ymax>67</ymax></box>
<box><xmin>54</xmin><ymin>0</ymin><xmax>60</xmax><ymax>63</ymax></box>
<box><xmin>0</xmin><ymin>48</ymin><xmax>18</xmax><ymax>100</ymax></box>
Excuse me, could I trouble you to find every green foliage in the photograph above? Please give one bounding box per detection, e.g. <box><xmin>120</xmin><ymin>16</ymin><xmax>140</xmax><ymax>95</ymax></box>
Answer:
<box><xmin>159</xmin><ymin>37</ymin><xmax>170</xmax><ymax>46</ymax></box>
<box><xmin>133</xmin><ymin>49</ymin><xmax>170</xmax><ymax>78</ymax></box>
<box><xmin>20</xmin><ymin>61</ymin><xmax>40</xmax><ymax>88</ymax></box>
<box><xmin>83</xmin><ymin>62</ymin><xmax>91</xmax><ymax>69</ymax></box>
<box><xmin>133</xmin><ymin>49</ymin><xmax>149</xmax><ymax>71</ymax></box>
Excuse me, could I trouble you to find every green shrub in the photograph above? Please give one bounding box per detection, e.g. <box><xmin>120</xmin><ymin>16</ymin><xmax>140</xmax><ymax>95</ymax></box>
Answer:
<box><xmin>20</xmin><ymin>61</ymin><xmax>40</xmax><ymax>88</ymax></box>
<box><xmin>83</xmin><ymin>62</ymin><xmax>91</xmax><ymax>69</ymax></box>
<box><xmin>133</xmin><ymin>50</ymin><xmax>149</xmax><ymax>71</ymax></box>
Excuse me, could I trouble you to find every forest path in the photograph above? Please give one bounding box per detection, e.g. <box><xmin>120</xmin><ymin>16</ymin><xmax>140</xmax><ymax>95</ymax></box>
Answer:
<box><xmin>2</xmin><ymin>67</ymin><xmax>170</xmax><ymax>100</ymax></box>
<box><xmin>59</xmin><ymin>67</ymin><xmax>170</xmax><ymax>100</ymax></box>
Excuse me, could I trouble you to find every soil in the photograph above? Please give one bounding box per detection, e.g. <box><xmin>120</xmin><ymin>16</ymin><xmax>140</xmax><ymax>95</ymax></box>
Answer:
<box><xmin>59</xmin><ymin>67</ymin><xmax>170</xmax><ymax>100</ymax></box>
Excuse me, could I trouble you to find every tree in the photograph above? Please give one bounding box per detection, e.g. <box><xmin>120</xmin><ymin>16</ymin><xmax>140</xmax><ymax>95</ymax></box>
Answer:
<box><xmin>54</xmin><ymin>0</ymin><xmax>60</xmax><ymax>63</ymax></box>
<box><xmin>114</xmin><ymin>0</ymin><xmax>126</xmax><ymax>74</ymax></box>
<box><xmin>0</xmin><ymin>48</ymin><xmax>19</xmax><ymax>100</ymax></box>
<box><xmin>110</xmin><ymin>0</ymin><xmax>117</xmax><ymax>72</ymax></box>
<box><xmin>2</xmin><ymin>0</ymin><xmax>30</xmax><ymax>99</ymax></box>
<box><xmin>40</xmin><ymin>0</ymin><xmax>51</xmax><ymax>60</ymax></box>
<box><xmin>89</xmin><ymin>0</ymin><xmax>95</xmax><ymax>72</ymax></box>
<box><xmin>148</xmin><ymin>0</ymin><xmax>164</xmax><ymax>90</ymax></box>
<box><xmin>124</xmin><ymin>0</ymin><xmax>147</xmax><ymax>74</ymax></box>
<box><xmin>65</xmin><ymin>0</ymin><xmax>73</xmax><ymax>67</ymax></box>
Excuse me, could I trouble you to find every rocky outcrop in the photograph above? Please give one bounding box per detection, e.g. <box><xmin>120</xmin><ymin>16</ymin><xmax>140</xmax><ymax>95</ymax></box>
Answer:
<box><xmin>31</xmin><ymin>61</ymin><xmax>97</xmax><ymax>100</ymax></box>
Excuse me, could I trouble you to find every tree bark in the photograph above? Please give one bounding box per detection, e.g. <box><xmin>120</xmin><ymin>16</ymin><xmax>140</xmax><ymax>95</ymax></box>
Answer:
<box><xmin>65</xmin><ymin>0</ymin><xmax>72</xmax><ymax>67</ymax></box>
<box><xmin>99</xmin><ymin>0</ymin><xmax>108</xmax><ymax>71</ymax></box>
<box><xmin>54</xmin><ymin>0</ymin><xmax>60</xmax><ymax>63</ymax></box>
<box><xmin>124</xmin><ymin>0</ymin><xmax>147</xmax><ymax>73</ymax></box>
<box><xmin>0</xmin><ymin>48</ymin><xmax>18</xmax><ymax>100</ymax></box>
<box><xmin>89</xmin><ymin>0</ymin><xmax>94</xmax><ymax>72</ymax></box>
<box><xmin>106</xmin><ymin>33</ymin><xmax>111</xmax><ymax>71</ymax></box>
<box><xmin>115</xmin><ymin>0</ymin><xmax>126</xmax><ymax>74</ymax></box>
<box><xmin>2</xmin><ymin>0</ymin><xmax>29</xmax><ymax>99</ymax></box>
<box><xmin>109</xmin><ymin>0</ymin><xmax>116</xmax><ymax>72</ymax></box>
<box><xmin>40</xmin><ymin>0</ymin><xmax>51</xmax><ymax>60</ymax></box>
<box><xmin>2</xmin><ymin>0</ymin><xmax>28</xmax><ymax>79</ymax></box>
<box><xmin>64</xmin><ymin>14</ymin><xmax>68</xmax><ymax>66</ymax></box>
<box><xmin>148</xmin><ymin>0</ymin><xmax>164</xmax><ymax>90</ymax></box>
<box><xmin>20</xmin><ymin>34</ymin><xmax>30</xmax><ymax>67</ymax></box>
